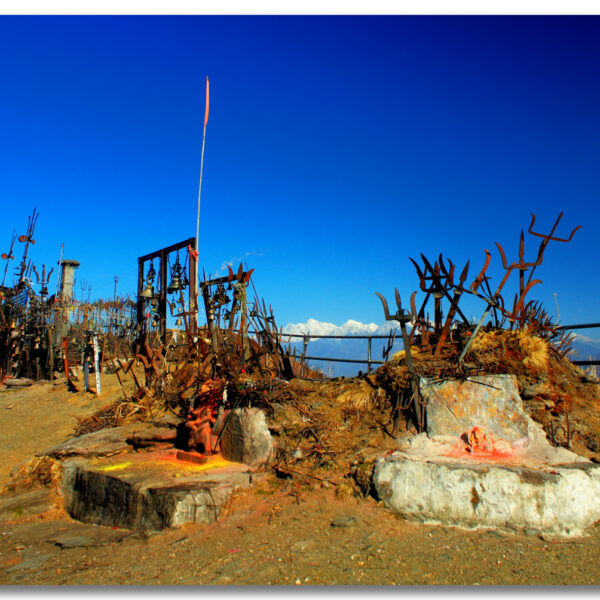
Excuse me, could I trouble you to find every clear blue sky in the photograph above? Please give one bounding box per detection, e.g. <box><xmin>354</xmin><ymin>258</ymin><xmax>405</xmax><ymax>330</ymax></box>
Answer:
<box><xmin>1</xmin><ymin>16</ymin><xmax>598</xmax><ymax>329</ymax></box>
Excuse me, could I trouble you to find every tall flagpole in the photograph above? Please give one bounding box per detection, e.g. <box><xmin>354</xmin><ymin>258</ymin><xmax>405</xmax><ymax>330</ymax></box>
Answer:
<box><xmin>194</xmin><ymin>76</ymin><xmax>209</xmax><ymax>313</ymax></box>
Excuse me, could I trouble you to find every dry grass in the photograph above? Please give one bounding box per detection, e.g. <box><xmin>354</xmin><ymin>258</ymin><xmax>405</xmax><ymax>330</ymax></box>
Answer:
<box><xmin>517</xmin><ymin>328</ymin><xmax>549</xmax><ymax>372</ymax></box>
<box><xmin>390</xmin><ymin>347</ymin><xmax>420</xmax><ymax>363</ymax></box>
<box><xmin>468</xmin><ymin>329</ymin><xmax>503</xmax><ymax>355</ymax></box>
<box><xmin>467</xmin><ymin>328</ymin><xmax>548</xmax><ymax>373</ymax></box>
<box><xmin>4</xmin><ymin>456</ymin><xmax>62</xmax><ymax>494</ymax></box>
<box><xmin>334</xmin><ymin>381</ymin><xmax>383</xmax><ymax>414</ymax></box>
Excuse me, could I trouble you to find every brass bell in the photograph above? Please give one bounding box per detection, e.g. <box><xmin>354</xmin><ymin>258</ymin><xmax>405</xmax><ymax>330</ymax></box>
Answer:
<box><xmin>168</xmin><ymin>274</ymin><xmax>183</xmax><ymax>294</ymax></box>
<box><xmin>175</xmin><ymin>317</ymin><xmax>183</xmax><ymax>327</ymax></box>
<box><xmin>140</xmin><ymin>282</ymin><xmax>155</xmax><ymax>299</ymax></box>
<box><xmin>152</xmin><ymin>314</ymin><xmax>160</xmax><ymax>327</ymax></box>
<box><xmin>168</xmin><ymin>251</ymin><xmax>185</xmax><ymax>294</ymax></box>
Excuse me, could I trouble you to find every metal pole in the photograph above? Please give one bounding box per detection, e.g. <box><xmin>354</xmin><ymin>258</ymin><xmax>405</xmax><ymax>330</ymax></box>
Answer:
<box><xmin>194</xmin><ymin>76</ymin><xmax>209</xmax><ymax>318</ymax></box>
<box><xmin>159</xmin><ymin>249</ymin><xmax>167</xmax><ymax>344</ymax></box>
<box><xmin>301</xmin><ymin>335</ymin><xmax>309</xmax><ymax>377</ymax></box>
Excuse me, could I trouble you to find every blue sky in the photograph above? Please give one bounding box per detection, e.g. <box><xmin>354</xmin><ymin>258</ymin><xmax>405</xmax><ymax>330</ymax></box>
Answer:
<box><xmin>1</xmin><ymin>15</ymin><xmax>599</xmax><ymax>330</ymax></box>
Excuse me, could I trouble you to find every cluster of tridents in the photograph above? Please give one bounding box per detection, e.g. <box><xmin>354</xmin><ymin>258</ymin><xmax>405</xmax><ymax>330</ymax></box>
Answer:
<box><xmin>0</xmin><ymin>207</ymin><xmax>62</xmax><ymax>381</ymax></box>
<box><xmin>130</xmin><ymin>264</ymin><xmax>296</xmax><ymax>460</ymax></box>
<box><xmin>376</xmin><ymin>212</ymin><xmax>581</xmax><ymax>433</ymax></box>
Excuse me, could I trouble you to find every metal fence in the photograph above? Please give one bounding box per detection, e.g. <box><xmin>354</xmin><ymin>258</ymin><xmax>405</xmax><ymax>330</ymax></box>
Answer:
<box><xmin>556</xmin><ymin>323</ymin><xmax>600</xmax><ymax>367</ymax></box>
<box><xmin>251</xmin><ymin>322</ymin><xmax>600</xmax><ymax>375</ymax></box>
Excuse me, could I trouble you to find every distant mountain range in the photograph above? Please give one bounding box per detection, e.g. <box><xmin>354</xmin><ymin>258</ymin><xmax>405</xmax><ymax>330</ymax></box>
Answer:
<box><xmin>570</xmin><ymin>333</ymin><xmax>600</xmax><ymax>362</ymax></box>
<box><xmin>281</xmin><ymin>319</ymin><xmax>600</xmax><ymax>378</ymax></box>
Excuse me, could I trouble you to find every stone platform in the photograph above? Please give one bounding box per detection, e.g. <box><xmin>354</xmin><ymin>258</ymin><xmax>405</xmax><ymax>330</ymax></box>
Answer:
<box><xmin>373</xmin><ymin>375</ymin><xmax>600</xmax><ymax>537</ymax></box>
<box><xmin>60</xmin><ymin>449</ymin><xmax>257</xmax><ymax>531</ymax></box>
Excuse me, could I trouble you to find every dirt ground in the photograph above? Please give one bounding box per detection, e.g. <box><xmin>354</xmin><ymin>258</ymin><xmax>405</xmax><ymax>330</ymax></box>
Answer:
<box><xmin>1</xmin><ymin>378</ymin><xmax>600</xmax><ymax>586</ymax></box>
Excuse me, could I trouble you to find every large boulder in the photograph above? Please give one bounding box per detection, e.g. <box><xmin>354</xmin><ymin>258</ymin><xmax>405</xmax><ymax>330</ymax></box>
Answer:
<box><xmin>220</xmin><ymin>408</ymin><xmax>273</xmax><ymax>468</ymax></box>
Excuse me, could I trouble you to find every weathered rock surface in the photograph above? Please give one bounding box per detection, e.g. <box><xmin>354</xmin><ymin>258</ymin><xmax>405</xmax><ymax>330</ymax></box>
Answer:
<box><xmin>421</xmin><ymin>374</ymin><xmax>546</xmax><ymax>444</ymax></box>
<box><xmin>220</xmin><ymin>408</ymin><xmax>273</xmax><ymax>468</ymax></box>
<box><xmin>373</xmin><ymin>453</ymin><xmax>600</xmax><ymax>537</ymax></box>
<box><xmin>4</xmin><ymin>378</ymin><xmax>34</xmax><ymax>388</ymax></box>
<box><xmin>374</xmin><ymin>374</ymin><xmax>600</xmax><ymax>537</ymax></box>
<box><xmin>41</xmin><ymin>423</ymin><xmax>177</xmax><ymax>459</ymax></box>
<box><xmin>0</xmin><ymin>489</ymin><xmax>53</xmax><ymax>519</ymax></box>
<box><xmin>60</xmin><ymin>450</ymin><xmax>254</xmax><ymax>531</ymax></box>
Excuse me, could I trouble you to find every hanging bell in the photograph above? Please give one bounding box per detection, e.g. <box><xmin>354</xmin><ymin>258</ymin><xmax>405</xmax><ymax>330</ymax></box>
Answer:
<box><xmin>168</xmin><ymin>252</ymin><xmax>184</xmax><ymax>294</ymax></box>
<box><xmin>175</xmin><ymin>317</ymin><xmax>183</xmax><ymax>327</ymax></box>
<box><xmin>152</xmin><ymin>314</ymin><xmax>160</xmax><ymax>327</ymax></box>
<box><xmin>168</xmin><ymin>273</ymin><xmax>183</xmax><ymax>294</ymax></box>
<box><xmin>140</xmin><ymin>282</ymin><xmax>155</xmax><ymax>299</ymax></box>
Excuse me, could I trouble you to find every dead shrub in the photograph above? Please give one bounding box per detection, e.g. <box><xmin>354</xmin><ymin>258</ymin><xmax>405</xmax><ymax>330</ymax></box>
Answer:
<box><xmin>5</xmin><ymin>456</ymin><xmax>62</xmax><ymax>493</ymax></box>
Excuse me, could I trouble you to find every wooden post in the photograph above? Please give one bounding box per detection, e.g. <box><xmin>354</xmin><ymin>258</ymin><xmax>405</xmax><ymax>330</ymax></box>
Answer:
<box><xmin>93</xmin><ymin>334</ymin><xmax>101</xmax><ymax>395</ymax></box>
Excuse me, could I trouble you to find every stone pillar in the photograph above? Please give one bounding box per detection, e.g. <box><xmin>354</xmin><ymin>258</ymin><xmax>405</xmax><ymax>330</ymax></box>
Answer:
<box><xmin>53</xmin><ymin>259</ymin><xmax>80</xmax><ymax>351</ymax></box>
<box><xmin>58</xmin><ymin>259</ymin><xmax>80</xmax><ymax>301</ymax></box>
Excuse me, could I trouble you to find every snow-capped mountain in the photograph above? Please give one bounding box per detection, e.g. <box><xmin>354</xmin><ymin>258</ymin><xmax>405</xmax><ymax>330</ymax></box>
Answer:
<box><xmin>283</xmin><ymin>318</ymin><xmax>398</xmax><ymax>337</ymax></box>
<box><xmin>571</xmin><ymin>333</ymin><xmax>600</xmax><ymax>361</ymax></box>
<box><xmin>282</xmin><ymin>319</ymin><xmax>404</xmax><ymax>377</ymax></box>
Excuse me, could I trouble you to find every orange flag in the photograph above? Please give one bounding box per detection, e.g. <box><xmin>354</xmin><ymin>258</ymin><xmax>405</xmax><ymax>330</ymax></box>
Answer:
<box><xmin>204</xmin><ymin>76</ymin><xmax>210</xmax><ymax>126</ymax></box>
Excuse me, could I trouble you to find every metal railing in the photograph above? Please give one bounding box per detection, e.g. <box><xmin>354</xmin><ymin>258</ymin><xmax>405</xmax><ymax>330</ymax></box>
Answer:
<box><xmin>556</xmin><ymin>323</ymin><xmax>600</xmax><ymax>366</ymax></box>
<box><xmin>249</xmin><ymin>330</ymin><xmax>399</xmax><ymax>373</ymax></box>
<box><xmin>248</xmin><ymin>321</ymin><xmax>600</xmax><ymax>373</ymax></box>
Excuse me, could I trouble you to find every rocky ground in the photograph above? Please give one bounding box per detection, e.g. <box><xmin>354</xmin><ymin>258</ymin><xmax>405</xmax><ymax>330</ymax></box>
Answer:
<box><xmin>1</xmin><ymin>377</ymin><xmax>600</xmax><ymax>586</ymax></box>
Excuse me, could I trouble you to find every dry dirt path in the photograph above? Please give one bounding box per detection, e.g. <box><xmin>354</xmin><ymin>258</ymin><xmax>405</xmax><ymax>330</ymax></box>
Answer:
<box><xmin>1</xmin><ymin>381</ymin><xmax>600</xmax><ymax>586</ymax></box>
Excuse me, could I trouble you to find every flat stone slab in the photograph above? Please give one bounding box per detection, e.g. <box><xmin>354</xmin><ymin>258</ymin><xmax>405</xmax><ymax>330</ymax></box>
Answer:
<box><xmin>375</xmin><ymin>374</ymin><xmax>600</xmax><ymax>537</ymax></box>
<box><xmin>42</xmin><ymin>423</ymin><xmax>177</xmax><ymax>459</ymax></box>
<box><xmin>60</xmin><ymin>449</ymin><xmax>254</xmax><ymax>531</ymax></box>
<box><xmin>0</xmin><ymin>489</ymin><xmax>53</xmax><ymax>519</ymax></box>
<box><xmin>373</xmin><ymin>449</ymin><xmax>600</xmax><ymax>537</ymax></box>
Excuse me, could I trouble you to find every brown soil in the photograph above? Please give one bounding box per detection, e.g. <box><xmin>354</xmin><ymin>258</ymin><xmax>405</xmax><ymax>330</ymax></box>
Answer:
<box><xmin>1</xmin><ymin>376</ymin><xmax>600</xmax><ymax>586</ymax></box>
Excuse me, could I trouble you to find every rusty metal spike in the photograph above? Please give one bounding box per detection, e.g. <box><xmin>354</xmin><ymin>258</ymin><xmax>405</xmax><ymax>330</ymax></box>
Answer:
<box><xmin>447</xmin><ymin>260</ymin><xmax>455</xmax><ymax>285</ymax></box>
<box><xmin>514</xmin><ymin>279</ymin><xmax>543</xmax><ymax>318</ymax></box>
<box><xmin>394</xmin><ymin>288</ymin><xmax>402</xmax><ymax>310</ymax></box>
<box><xmin>375</xmin><ymin>292</ymin><xmax>392</xmax><ymax>321</ymax></box>
<box><xmin>495</xmin><ymin>242</ymin><xmax>515</xmax><ymax>271</ymax></box>
<box><xmin>410</xmin><ymin>291</ymin><xmax>418</xmax><ymax>320</ymax></box>
<box><xmin>420</xmin><ymin>253</ymin><xmax>436</xmax><ymax>276</ymax></box>
<box><xmin>409</xmin><ymin>257</ymin><xmax>427</xmax><ymax>291</ymax></box>
<box><xmin>457</xmin><ymin>260</ymin><xmax>470</xmax><ymax>286</ymax></box>
<box><xmin>437</xmin><ymin>253</ymin><xmax>447</xmax><ymax>276</ymax></box>
<box><xmin>471</xmin><ymin>250</ymin><xmax>491</xmax><ymax>292</ymax></box>
<box><xmin>519</xmin><ymin>230</ymin><xmax>525</xmax><ymax>262</ymax></box>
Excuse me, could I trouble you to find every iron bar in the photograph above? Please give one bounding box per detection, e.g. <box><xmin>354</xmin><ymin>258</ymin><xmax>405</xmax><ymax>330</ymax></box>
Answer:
<box><xmin>557</xmin><ymin>323</ymin><xmax>600</xmax><ymax>331</ymax></box>
<box><xmin>254</xmin><ymin>332</ymin><xmax>399</xmax><ymax>340</ymax></box>
<box><xmin>299</xmin><ymin>355</ymin><xmax>385</xmax><ymax>365</ymax></box>
<box><xmin>572</xmin><ymin>360</ymin><xmax>600</xmax><ymax>366</ymax></box>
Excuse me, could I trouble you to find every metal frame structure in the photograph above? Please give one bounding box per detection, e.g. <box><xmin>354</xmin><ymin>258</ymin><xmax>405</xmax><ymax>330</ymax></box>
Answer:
<box><xmin>136</xmin><ymin>237</ymin><xmax>198</xmax><ymax>343</ymax></box>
